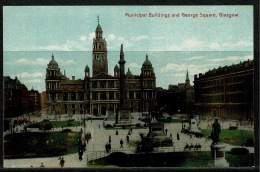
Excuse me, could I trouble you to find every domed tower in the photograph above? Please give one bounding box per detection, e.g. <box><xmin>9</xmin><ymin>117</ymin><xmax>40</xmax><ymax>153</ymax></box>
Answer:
<box><xmin>46</xmin><ymin>54</ymin><xmax>62</xmax><ymax>114</ymax></box>
<box><xmin>114</xmin><ymin>64</ymin><xmax>119</xmax><ymax>77</ymax></box>
<box><xmin>140</xmin><ymin>54</ymin><xmax>156</xmax><ymax>112</ymax></box>
<box><xmin>141</xmin><ymin>54</ymin><xmax>155</xmax><ymax>78</ymax></box>
<box><xmin>92</xmin><ymin>16</ymin><xmax>108</xmax><ymax>76</ymax></box>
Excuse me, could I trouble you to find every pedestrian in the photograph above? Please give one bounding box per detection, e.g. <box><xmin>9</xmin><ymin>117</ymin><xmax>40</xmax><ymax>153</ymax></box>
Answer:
<box><xmin>40</xmin><ymin>162</ymin><xmax>45</xmax><ymax>167</ymax></box>
<box><xmin>120</xmin><ymin>139</ymin><xmax>124</xmax><ymax>148</ymax></box>
<box><xmin>109</xmin><ymin>135</ymin><xmax>111</xmax><ymax>143</ymax></box>
<box><xmin>184</xmin><ymin>124</ymin><xmax>186</xmax><ymax>129</ymax></box>
<box><xmin>108</xmin><ymin>143</ymin><xmax>111</xmax><ymax>153</ymax></box>
<box><xmin>177</xmin><ymin>132</ymin><xmax>180</xmax><ymax>140</ymax></box>
<box><xmin>105</xmin><ymin>143</ymin><xmax>109</xmax><ymax>153</ymax></box>
<box><xmin>126</xmin><ymin>135</ymin><xmax>129</xmax><ymax>143</ymax></box>
<box><xmin>165</xmin><ymin>128</ymin><xmax>168</xmax><ymax>135</ymax></box>
<box><xmin>189</xmin><ymin>133</ymin><xmax>192</xmax><ymax>140</ymax></box>
<box><xmin>130</xmin><ymin>127</ymin><xmax>133</xmax><ymax>133</ymax></box>
<box><xmin>78</xmin><ymin>149</ymin><xmax>83</xmax><ymax>161</ymax></box>
<box><xmin>59</xmin><ymin>157</ymin><xmax>65</xmax><ymax>167</ymax></box>
<box><xmin>170</xmin><ymin>133</ymin><xmax>172</xmax><ymax>138</ymax></box>
<box><xmin>116</xmin><ymin>130</ymin><xmax>118</xmax><ymax>135</ymax></box>
<box><xmin>80</xmin><ymin>128</ymin><xmax>83</xmax><ymax>134</ymax></box>
<box><xmin>82</xmin><ymin>141</ymin><xmax>86</xmax><ymax>152</ymax></box>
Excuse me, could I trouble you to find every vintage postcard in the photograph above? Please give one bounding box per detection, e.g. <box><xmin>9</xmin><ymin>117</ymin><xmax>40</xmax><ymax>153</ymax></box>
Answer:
<box><xmin>3</xmin><ymin>5</ymin><xmax>256</xmax><ymax>169</ymax></box>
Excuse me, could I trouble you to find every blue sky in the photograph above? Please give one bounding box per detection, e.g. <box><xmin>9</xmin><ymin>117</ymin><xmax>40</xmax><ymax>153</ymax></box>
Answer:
<box><xmin>3</xmin><ymin>6</ymin><xmax>254</xmax><ymax>92</ymax></box>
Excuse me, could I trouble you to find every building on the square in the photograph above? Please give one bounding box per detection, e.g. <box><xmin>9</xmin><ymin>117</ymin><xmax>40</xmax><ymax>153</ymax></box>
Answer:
<box><xmin>193</xmin><ymin>59</ymin><xmax>254</xmax><ymax>120</ymax></box>
<box><xmin>28</xmin><ymin>88</ymin><xmax>41</xmax><ymax>113</ymax></box>
<box><xmin>4</xmin><ymin>76</ymin><xmax>28</xmax><ymax>118</ymax></box>
<box><xmin>45</xmin><ymin>20</ymin><xmax>156</xmax><ymax>116</ymax></box>
<box><xmin>156</xmin><ymin>70</ymin><xmax>194</xmax><ymax>115</ymax></box>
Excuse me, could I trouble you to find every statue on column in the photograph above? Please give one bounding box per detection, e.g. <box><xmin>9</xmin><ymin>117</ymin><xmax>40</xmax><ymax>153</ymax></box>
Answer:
<box><xmin>211</xmin><ymin>118</ymin><xmax>221</xmax><ymax>143</ymax></box>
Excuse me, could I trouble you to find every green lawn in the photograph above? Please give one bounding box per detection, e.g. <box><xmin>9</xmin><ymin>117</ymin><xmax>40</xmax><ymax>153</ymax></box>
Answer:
<box><xmin>201</xmin><ymin>129</ymin><xmax>254</xmax><ymax>147</ymax></box>
<box><xmin>4</xmin><ymin>131</ymin><xmax>81</xmax><ymax>159</ymax></box>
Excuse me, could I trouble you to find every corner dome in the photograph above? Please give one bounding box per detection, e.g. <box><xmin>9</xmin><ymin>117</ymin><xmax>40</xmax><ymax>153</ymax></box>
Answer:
<box><xmin>48</xmin><ymin>54</ymin><xmax>59</xmax><ymax>67</ymax></box>
<box><xmin>126</xmin><ymin>68</ymin><xmax>132</xmax><ymax>77</ymax></box>
<box><xmin>142</xmin><ymin>54</ymin><xmax>153</xmax><ymax>69</ymax></box>
<box><xmin>114</xmin><ymin>64</ymin><xmax>119</xmax><ymax>70</ymax></box>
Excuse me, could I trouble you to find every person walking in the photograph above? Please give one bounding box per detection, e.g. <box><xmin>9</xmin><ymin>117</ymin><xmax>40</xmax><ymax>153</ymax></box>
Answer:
<box><xmin>165</xmin><ymin>128</ymin><xmax>168</xmax><ymax>135</ymax></box>
<box><xmin>59</xmin><ymin>157</ymin><xmax>65</xmax><ymax>167</ymax></box>
<box><xmin>120</xmin><ymin>139</ymin><xmax>124</xmax><ymax>148</ymax></box>
<box><xmin>177</xmin><ymin>132</ymin><xmax>180</xmax><ymax>140</ymax></box>
<box><xmin>105</xmin><ymin>143</ymin><xmax>109</xmax><ymax>153</ymax></box>
<box><xmin>109</xmin><ymin>135</ymin><xmax>111</xmax><ymax>143</ymax></box>
<box><xmin>126</xmin><ymin>135</ymin><xmax>129</xmax><ymax>143</ymax></box>
<box><xmin>78</xmin><ymin>149</ymin><xmax>83</xmax><ymax>161</ymax></box>
<box><xmin>40</xmin><ymin>162</ymin><xmax>45</xmax><ymax>167</ymax></box>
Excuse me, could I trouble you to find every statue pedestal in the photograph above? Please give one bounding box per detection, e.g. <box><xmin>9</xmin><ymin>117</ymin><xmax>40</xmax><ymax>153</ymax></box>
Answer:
<box><xmin>115</xmin><ymin>107</ymin><xmax>134</xmax><ymax>127</ymax></box>
<box><xmin>210</xmin><ymin>143</ymin><xmax>229</xmax><ymax>167</ymax></box>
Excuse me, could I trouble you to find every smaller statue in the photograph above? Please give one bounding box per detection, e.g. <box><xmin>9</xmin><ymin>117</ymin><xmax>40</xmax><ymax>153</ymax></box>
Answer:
<box><xmin>211</xmin><ymin>118</ymin><xmax>221</xmax><ymax>143</ymax></box>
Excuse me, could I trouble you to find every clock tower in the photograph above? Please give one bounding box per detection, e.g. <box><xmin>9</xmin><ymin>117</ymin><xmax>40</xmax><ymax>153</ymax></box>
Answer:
<box><xmin>92</xmin><ymin>16</ymin><xmax>108</xmax><ymax>76</ymax></box>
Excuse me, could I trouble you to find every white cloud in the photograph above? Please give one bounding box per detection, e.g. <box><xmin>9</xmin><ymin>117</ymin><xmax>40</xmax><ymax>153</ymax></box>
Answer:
<box><xmin>88</xmin><ymin>32</ymin><xmax>95</xmax><ymax>40</ymax></box>
<box><xmin>26</xmin><ymin>79</ymin><xmax>43</xmax><ymax>84</ymax></box>
<box><xmin>186</xmin><ymin>56</ymin><xmax>206</xmax><ymax>60</ymax></box>
<box><xmin>15</xmin><ymin>57</ymin><xmax>74</xmax><ymax>66</ymax></box>
<box><xmin>80</xmin><ymin>35</ymin><xmax>87</xmax><ymax>41</ymax></box>
<box><xmin>131</xmin><ymin>35</ymin><xmax>150</xmax><ymax>41</ymax></box>
<box><xmin>160</xmin><ymin>63</ymin><xmax>179</xmax><ymax>72</ymax></box>
<box><xmin>107</xmin><ymin>33</ymin><xmax>116</xmax><ymax>41</ymax></box>
<box><xmin>232</xmin><ymin>41</ymin><xmax>252</xmax><ymax>47</ymax></box>
<box><xmin>11</xmin><ymin>72</ymin><xmax>44</xmax><ymax>79</ymax></box>
<box><xmin>209</xmin><ymin>43</ymin><xmax>220</xmax><ymax>49</ymax></box>
<box><xmin>128</xmin><ymin>63</ymin><xmax>141</xmax><ymax>69</ymax></box>
<box><xmin>16</xmin><ymin>58</ymin><xmax>49</xmax><ymax>66</ymax></box>
<box><xmin>183</xmin><ymin>39</ymin><xmax>203</xmax><ymax>47</ymax></box>
<box><xmin>208</xmin><ymin>55</ymin><xmax>253</xmax><ymax>62</ymax></box>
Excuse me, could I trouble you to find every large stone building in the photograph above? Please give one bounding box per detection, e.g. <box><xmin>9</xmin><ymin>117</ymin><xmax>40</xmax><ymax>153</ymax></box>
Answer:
<box><xmin>194</xmin><ymin>59</ymin><xmax>254</xmax><ymax>120</ymax></box>
<box><xmin>156</xmin><ymin>70</ymin><xmax>194</xmax><ymax>115</ymax></box>
<box><xmin>4</xmin><ymin>76</ymin><xmax>41</xmax><ymax>130</ymax></box>
<box><xmin>45</xmin><ymin>21</ymin><xmax>156</xmax><ymax>116</ymax></box>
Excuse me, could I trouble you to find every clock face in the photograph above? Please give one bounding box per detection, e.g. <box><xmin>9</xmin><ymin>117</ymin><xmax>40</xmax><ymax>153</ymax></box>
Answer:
<box><xmin>97</xmin><ymin>54</ymin><xmax>102</xmax><ymax>61</ymax></box>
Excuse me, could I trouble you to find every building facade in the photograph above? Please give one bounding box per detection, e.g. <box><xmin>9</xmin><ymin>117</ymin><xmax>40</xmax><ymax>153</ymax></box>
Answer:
<box><xmin>156</xmin><ymin>70</ymin><xmax>194</xmax><ymax>115</ymax></box>
<box><xmin>45</xmin><ymin>21</ymin><xmax>156</xmax><ymax>116</ymax></box>
<box><xmin>194</xmin><ymin>59</ymin><xmax>254</xmax><ymax>120</ymax></box>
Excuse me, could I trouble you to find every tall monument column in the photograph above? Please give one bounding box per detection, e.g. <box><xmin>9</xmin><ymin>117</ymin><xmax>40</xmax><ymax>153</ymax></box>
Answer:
<box><xmin>119</xmin><ymin>44</ymin><xmax>126</xmax><ymax>107</ymax></box>
<box><xmin>115</xmin><ymin>44</ymin><xmax>132</xmax><ymax>126</ymax></box>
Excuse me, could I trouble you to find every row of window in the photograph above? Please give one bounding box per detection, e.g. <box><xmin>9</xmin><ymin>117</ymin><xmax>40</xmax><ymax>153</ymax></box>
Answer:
<box><xmin>200</xmin><ymin>94</ymin><xmax>247</xmax><ymax>103</ymax></box>
<box><xmin>199</xmin><ymin>74</ymin><xmax>252</xmax><ymax>88</ymax></box>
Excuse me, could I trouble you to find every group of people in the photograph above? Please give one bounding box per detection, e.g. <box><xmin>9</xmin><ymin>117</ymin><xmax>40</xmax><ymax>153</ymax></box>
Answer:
<box><xmin>184</xmin><ymin>143</ymin><xmax>202</xmax><ymax>150</ymax></box>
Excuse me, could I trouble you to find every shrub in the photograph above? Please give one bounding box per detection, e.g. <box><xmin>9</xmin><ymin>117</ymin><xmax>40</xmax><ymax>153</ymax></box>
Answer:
<box><xmin>245</xmin><ymin>137</ymin><xmax>254</xmax><ymax>146</ymax></box>
<box><xmin>136</xmin><ymin>123</ymin><xmax>141</xmax><ymax>127</ymax></box>
<box><xmin>50</xmin><ymin>146</ymin><xmax>67</xmax><ymax>156</ymax></box>
<box><xmin>230</xmin><ymin>147</ymin><xmax>249</xmax><ymax>155</ymax></box>
<box><xmin>62</xmin><ymin>129</ymin><xmax>72</xmax><ymax>132</ymax></box>
<box><xmin>105</xmin><ymin>124</ymin><xmax>112</xmax><ymax>128</ymax></box>
<box><xmin>229</xmin><ymin>126</ymin><xmax>238</xmax><ymax>130</ymax></box>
